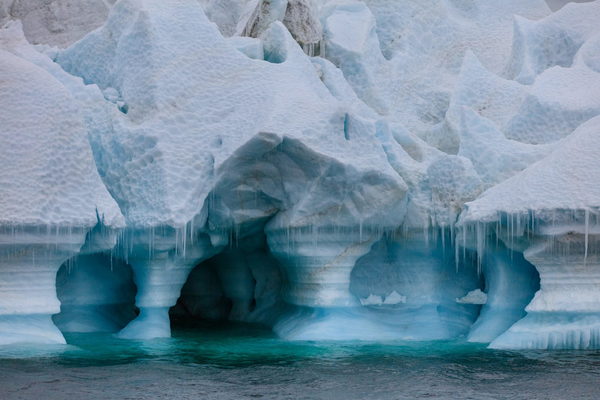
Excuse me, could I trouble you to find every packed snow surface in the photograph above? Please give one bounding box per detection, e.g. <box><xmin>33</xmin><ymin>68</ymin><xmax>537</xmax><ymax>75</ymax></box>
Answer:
<box><xmin>1</xmin><ymin>0</ymin><xmax>600</xmax><ymax>349</ymax></box>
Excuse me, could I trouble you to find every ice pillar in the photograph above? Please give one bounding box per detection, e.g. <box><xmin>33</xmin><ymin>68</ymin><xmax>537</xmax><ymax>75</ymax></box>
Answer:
<box><xmin>267</xmin><ymin>226</ymin><xmax>377</xmax><ymax>308</ymax></box>
<box><xmin>117</xmin><ymin>229</ymin><xmax>220</xmax><ymax>339</ymax></box>
<box><xmin>467</xmin><ymin>245</ymin><xmax>539</xmax><ymax>343</ymax></box>
<box><xmin>491</xmin><ymin>234</ymin><xmax>600</xmax><ymax>349</ymax></box>
<box><xmin>0</xmin><ymin>227</ymin><xmax>87</xmax><ymax>345</ymax></box>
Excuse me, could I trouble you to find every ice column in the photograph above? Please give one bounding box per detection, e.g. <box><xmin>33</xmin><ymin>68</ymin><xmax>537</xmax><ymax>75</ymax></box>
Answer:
<box><xmin>267</xmin><ymin>226</ymin><xmax>378</xmax><ymax>308</ymax></box>
<box><xmin>491</xmin><ymin>234</ymin><xmax>600</xmax><ymax>349</ymax></box>
<box><xmin>0</xmin><ymin>227</ymin><xmax>87</xmax><ymax>345</ymax></box>
<box><xmin>467</xmin><ymin>245</ymin><xmax>539</xmax><ymax>343</ymax></box>
<box><xmin>117</xmin><ymin>229</ymin><xmax>221</xmax><ymax>339</ymax></box>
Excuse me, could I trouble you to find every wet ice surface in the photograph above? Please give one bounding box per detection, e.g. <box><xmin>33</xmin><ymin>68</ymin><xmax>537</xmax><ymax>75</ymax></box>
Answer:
<box><xmin>1</xmin><ymin>324</ymin><xmax>599</xmax><ymax>400</ymax></box>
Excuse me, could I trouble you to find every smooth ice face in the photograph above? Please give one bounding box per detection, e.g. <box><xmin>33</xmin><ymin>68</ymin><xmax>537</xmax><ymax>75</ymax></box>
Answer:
<box><xmin>117</xmin><ymin>307</ymin><xmax>171</xmax><ymax>340</ymax></box>
<box><xmin>0</xmin><ymin>227</ymin><xmax>90</xmax><ymax>345</ymax></box>
<box><xmin>268</xmin><ymin>227</ymin><xmax>379</xmax><ymax>308</ymax></box>
<box><xmin>114</xmin><ymin>229</ymin><xmax>222</xmax><ymax>339</ymax></box>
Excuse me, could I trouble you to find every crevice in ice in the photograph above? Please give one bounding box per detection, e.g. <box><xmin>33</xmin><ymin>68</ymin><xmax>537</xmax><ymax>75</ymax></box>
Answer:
<box><xmin>343</xmin><ymin>113</ymin><xmax>350</xmax><ymax>140</ymax></box>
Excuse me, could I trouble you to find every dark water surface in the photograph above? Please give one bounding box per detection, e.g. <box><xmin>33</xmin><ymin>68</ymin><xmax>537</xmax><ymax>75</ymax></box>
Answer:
<box><xmin>1</xmin><ymin>323</ymin><xmax>599</xmax><ymax>399</ymax></box>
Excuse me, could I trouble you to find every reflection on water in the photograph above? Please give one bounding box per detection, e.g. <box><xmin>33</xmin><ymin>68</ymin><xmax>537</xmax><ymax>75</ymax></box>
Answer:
<box><xmin>1</xmin><ymin>322</ymin><xmax>600</xmax><ymax>399</ymax></box>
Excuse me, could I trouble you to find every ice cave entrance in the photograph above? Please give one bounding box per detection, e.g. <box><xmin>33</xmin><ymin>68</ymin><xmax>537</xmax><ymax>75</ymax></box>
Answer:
<box><xmin>170</xmin><ymin>226</ymin><xmax>286</xmax><ymax>331</ymax></box>
<box><xmin>53</xmin><ymin>253</ymin><xmax>138</xmax><ymax>334</ymax></box>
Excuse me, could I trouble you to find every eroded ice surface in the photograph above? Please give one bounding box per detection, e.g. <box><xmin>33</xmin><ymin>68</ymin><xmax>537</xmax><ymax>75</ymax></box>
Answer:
<box><xmin>1</xmin><ymin>0</ymin><xmax>600</xmax><ymax>349</ymax></box>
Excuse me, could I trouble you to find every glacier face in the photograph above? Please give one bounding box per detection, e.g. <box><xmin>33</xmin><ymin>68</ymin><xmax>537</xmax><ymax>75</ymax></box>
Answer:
<box><xmin>1</xmin><ymin>0</ymin><xmax>599</xmax><ymax>350</ymax></box>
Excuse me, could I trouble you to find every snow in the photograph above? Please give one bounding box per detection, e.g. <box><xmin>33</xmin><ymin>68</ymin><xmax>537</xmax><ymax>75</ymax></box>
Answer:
<box><xmin>505</xmin><ymin>1</ymin><xmax>600</xmax><ymax>83</ymax></box>
<box><xmin>0</xmin><ymin>33</ymin><xmax>122</xmax><ymax>228</ymax></box>
<box><xmin>360</xmin><ymin>294</ymin><xmax>383</xmax><ymax>306</ymax></box>
<box><xmin>457</xmin><ymin>289</ymin><xmax>488</xmax><ymax>305</ymax></box>
<box><xmin>462</xmin><ymin>115</ymin><xmax>600</xmax><ymax>223</ymax></box>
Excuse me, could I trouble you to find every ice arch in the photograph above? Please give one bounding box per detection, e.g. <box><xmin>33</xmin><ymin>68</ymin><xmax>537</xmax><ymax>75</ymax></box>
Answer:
<box><xmin>173</xmin><ymin>227</ymin><xmax>285</xmax><ymax>327</ymax></box>
<box><xmin>109</xmin><ymin>131</ymin><xmax>405</xmax><ymax>340</ymax></box>
<box><xmin>53</xmin><ymin>254</ymin><xmax>137</xmax><ymax>334</ymax></box>
<box><xmin>345</xmin><ymin>230</ymin><xmax>483</xmax><ymax>341</ymax></box>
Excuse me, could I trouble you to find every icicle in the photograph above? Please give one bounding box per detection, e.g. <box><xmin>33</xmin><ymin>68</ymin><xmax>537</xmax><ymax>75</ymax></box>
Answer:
<box><xmin>584</xmin><ymin>208</ymin><xmax>589</xmax><ymax>266</ymax></box>
<box><xmin>182</xmin><ymin>223</ymin><xmax>187</xmax><ymax>258</ymax></box>
<box><xmin>190</xmin><ymin>217</ymin><xmax>194</xmax><ymax>244</ymax></box>
<box><xmin>454</xmin><ymin>234</ymin><xmax>460</xmax><ymax>273</ymax></box>
<box><xmin>359</xmin><ymin>219</ymin><xmax>363</xmax><ymax>242</ymax></box>
<box><xmin>462</xmin><ymin>224</ymin><xmax>467</xmax><ymax>261</ymax></box>
<box><xmin>441</xmin><ymin>225</ymin><xmax>446</xmax><ymax>257</ymax></box>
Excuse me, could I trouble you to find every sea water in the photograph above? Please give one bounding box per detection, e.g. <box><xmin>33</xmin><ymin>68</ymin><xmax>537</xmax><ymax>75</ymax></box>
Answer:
<box><xmin>1</xmin><ymin>322</ymin><xmax>599</xmax><ymax>399</ymax></box>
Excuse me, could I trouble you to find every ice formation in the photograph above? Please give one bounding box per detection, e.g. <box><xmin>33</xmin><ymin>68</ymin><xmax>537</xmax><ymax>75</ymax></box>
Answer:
<box><xmin>1</xmin><ymin>0</ymin><xmax>599</xmax><ymax>349</ymax></box>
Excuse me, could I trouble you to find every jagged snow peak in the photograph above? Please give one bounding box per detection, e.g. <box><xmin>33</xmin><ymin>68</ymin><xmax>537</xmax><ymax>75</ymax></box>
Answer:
<box><xmin>0</xmin><ymin>0</ymin><xmax>600</xmax><ymax>349</ymax></box>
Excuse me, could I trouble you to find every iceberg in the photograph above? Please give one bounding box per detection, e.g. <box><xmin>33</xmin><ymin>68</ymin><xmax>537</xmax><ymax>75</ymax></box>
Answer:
<box><xmin>1</xmin><ymin>0</ymin><xmax>599</xmax><ymax>349</ymax></box>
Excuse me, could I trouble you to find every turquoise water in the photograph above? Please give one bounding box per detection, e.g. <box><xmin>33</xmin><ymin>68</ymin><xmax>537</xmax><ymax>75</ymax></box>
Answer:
<box><xmin>1</xmin><ymin>323</ymin><xmax>600</xmax><ymax>399</ymax></box>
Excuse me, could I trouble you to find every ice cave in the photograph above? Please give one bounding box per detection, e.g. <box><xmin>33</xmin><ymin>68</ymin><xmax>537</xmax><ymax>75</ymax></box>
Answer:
<box><xmin>1</xmin><ymin>0</ymin><xmax>600</xmax><ymax>353</ymax></box>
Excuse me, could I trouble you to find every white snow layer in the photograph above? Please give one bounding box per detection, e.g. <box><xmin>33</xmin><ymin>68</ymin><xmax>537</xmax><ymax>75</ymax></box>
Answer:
<box><xmin>1</xmin><ymin>0</ymin><xmax>600</xmax><ymax>348</ymax></box>
<box><xmin>457</xmin><ymin>289</ymin><xmax>487</xmax><ymax>305</ymax></box>
<box><xmin>0</xmin><ymin>23</ymin><xmax>123</xmax><ymax>228</ymax></box>
<box><xmin>462</xmin><ymin>115</ymin><xmax>600</xmax><ymax>223</ymax></box>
